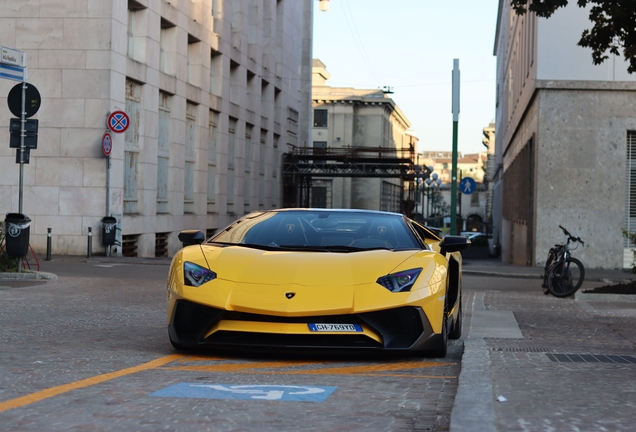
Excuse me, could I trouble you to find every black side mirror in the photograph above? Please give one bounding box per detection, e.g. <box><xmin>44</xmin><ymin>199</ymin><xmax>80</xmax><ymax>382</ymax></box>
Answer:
<box><xmin>439</xmin><ymin>235</ymin><xmax>471</xmax><ymax>254</ymax></box>
<box><xmin>178</xmin><ymin>230</ymin><xmax>206</xmax><ymax>247</ymax></box>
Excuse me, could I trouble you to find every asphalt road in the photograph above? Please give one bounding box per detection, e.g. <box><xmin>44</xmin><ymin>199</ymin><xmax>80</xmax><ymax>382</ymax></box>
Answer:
<box><xmin>0</xmin><ymin>258</ymin><xmax>462</xmax><ymax>431</ymax></box>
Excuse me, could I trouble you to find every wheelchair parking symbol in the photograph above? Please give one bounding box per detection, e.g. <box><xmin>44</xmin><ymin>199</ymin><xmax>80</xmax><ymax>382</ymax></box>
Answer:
<box><xmin>150</xmin><ymin>383</ymin><xmax>337</xmax><ymax>402</ymax></box>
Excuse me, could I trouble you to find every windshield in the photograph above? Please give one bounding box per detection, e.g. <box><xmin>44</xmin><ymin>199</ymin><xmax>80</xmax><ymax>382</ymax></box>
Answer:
<box><xmin>210</xmin><ymin>211</ymin><xmax>423</xmax><ymax>251</ymax></box>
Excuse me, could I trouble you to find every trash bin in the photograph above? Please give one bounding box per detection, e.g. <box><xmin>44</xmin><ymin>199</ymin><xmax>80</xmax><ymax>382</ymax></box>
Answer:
<box><xmin>101</xmin><ymin>216</ymin><xmax>118</xmax><ymax>246</ymax></box>
<box><xmin>4</xmin><ymin>213</ymin><xmax>31</xmax><ymax>258</ymax></box>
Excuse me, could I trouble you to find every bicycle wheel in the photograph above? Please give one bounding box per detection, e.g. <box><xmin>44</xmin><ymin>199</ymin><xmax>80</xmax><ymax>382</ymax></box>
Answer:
<box><xmin>547</xmin><ymin>257</ymin><xmax>585</xmax><ymax>298</ymax></box>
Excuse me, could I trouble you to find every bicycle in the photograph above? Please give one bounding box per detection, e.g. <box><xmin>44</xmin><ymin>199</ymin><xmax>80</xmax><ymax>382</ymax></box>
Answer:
<box><xmin>541</xmin><ymin>225</ymin><xmax>585</xmax><ymax>298</ymax></box>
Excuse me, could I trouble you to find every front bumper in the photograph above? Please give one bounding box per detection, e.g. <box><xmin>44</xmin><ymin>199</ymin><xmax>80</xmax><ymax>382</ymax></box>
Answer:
<box><xmin>168</xmin><ymin>300</ymin><xmax>442</xmax><ymax>352</ymax></box>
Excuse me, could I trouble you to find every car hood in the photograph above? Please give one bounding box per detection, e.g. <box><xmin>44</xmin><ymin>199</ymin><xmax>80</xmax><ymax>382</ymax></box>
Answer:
<box><xmin>200</xmin><ymin>245</ymin><xmax>422</xmax><ymax>286</ymax></box>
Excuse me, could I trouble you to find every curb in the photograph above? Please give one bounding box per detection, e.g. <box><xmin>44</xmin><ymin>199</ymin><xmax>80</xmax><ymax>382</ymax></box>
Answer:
<box><xmin>0</xmin><ymin>271</ymin><xmax>57</xmax><ymax>282</ymax></box>
<box><xmin>450</xmin><ymin>338</ymin><xmax>497</xmax><ymax>432</ymax></box>
<box><xmin>464</xmin><ymin>270</ymin><xmax>541</xmax><ymax>279</ymax></box>
<box><xmin>575</xmin><ymin>291</ymin><xmax>636</xmax><ymax>302</ymax></box>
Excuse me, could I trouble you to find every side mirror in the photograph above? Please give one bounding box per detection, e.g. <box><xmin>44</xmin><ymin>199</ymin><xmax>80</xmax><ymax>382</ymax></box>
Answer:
<box><xmin>178</xmin><ymin>230</ymin><xmax>206</xmax><ymax>247</ymax></box>
<box><xmin>439</xmin><ymin>235</ymin><xmax>471</xmax><ymax>254</ymax></box>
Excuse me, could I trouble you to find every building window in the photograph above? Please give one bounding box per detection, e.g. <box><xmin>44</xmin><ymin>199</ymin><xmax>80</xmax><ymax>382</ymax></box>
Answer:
<box><xmin>127</xmin><ymin>1</ymin><xmax>146</xmax><ymax>61</ymax></box>
<box><xmin>157</xmin><ymin>92</ymin><xmax>171</xmax><ymax>214</ymax></box>
<box><xmin>210</xmin><ymin>49</ymin><xmax>221</xmax><ymax>96</ymax></box>
<box><xmin>208</xmin><ymin>110</ymin><xmax>218</xmax><ymax>213</ymax></box>
<box><xmin>625</xmin><ymin>131</ymin><xmax>636</xmax><ymax>247</ymax></box>
<box><xmin>124</xmin><ymin>79</ymin><xmax>142</xmax><ymax>214</ymax></box>
<box><xmin>314</xmin><ymin>109</ymin><xmax>328</xmax><ymax>128</ymax></box>
<box><xmin>187</xmin><ymin>34</ymin><xmax>201</xmax><ymax>86</ymax></box>
<box><xmin>227</xmin><ymin>119</ymin><xmax>237</xmax><ymax>207</ymax></box>
<box><xmin>230</xmin><ymin>61</ymin><xmax>240</xmax><ymax>104</ymax></box>
<box><xmin>184</xmin><ymin>102</ymin><xmax>197</xmax><ymax>214</ymax></box>
<box><xmin>160</xmin><ymin>19</ymin><xmax>176</xmax><ymax>75</ymax></box>
<box><xmin>471</xmin><ymin>191</ymin><xmax>480</xmax><ymax>207</ymax></box>
<box><xmin>381</xmin><ymin>181</ymin><xmax>401</xmax><ymax>213</ymax></box>
<box><xmin>313</xmin><ymin>141</ymin><xmax>327</xmax><ymax>166</ymax></box>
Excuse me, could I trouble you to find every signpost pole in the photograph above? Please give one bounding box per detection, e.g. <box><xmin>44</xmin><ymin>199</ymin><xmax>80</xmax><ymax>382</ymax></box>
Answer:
<box><xmin>18</xmin><ymin>65</ymin><xmax>27</xmax><ymax>213</ymax></box>
<box><xmin>450</xmin><ymin>59</ymin><xmax>460</xmax><ymax>235</ymax></box>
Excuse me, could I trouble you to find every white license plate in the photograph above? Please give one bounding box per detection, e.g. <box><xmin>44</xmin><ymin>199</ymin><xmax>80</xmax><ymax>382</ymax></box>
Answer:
<box><xmin>308</xmin><ymin>323</ymin><xmax>363</xmax><ymax>332</ymax></box>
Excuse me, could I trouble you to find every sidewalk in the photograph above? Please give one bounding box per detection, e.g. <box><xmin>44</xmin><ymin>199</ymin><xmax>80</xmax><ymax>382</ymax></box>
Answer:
<box><xmin>452</xmin><ymin>259</ymin><xmax>636</xmax><ymax>431</ymax></box>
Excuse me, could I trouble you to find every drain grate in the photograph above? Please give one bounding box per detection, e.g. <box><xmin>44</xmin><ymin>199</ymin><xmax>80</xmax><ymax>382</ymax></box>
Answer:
<box><xmin>491</xmin><ymin>347</ymin><xmax>553</xmax><ymax>353</ymax></box>
<box><xmin>546</xmin><ymin>354</ymin><xmax>636</xmax><ymax>364</ymax></box>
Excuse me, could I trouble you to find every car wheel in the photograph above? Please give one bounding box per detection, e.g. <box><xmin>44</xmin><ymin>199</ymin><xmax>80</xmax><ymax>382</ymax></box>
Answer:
<box><xmin>448</xmin><ymin>301</ymin><xmax>462</xmax><ymax>340</ymax></box>
<box><xmin>430</xmin><ymin>313</ymin><xmax>448</xmax><ymax>358</ymax></box>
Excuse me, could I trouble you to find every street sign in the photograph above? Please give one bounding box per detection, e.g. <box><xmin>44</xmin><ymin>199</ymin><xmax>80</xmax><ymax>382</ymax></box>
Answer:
<box><xmin>107</xmin><ymin>111</ymin><xmax>130</xmax><ymax>133</ymax></box>
<box><xmin>7</xmin><ymin>83</ymin><xmax>40</xmax><ymax>118</ymax></box>
<box><xmin>0</xmin><ymin>63</ymin><xmax>25</xmax><ymax>81</ymax></box>
<box><xmin>459</xmin><ymin>177</ymin><xmax>476</xmax><ymax>195</ymax></box>
<box><xmin>102</xmin><ymin>132</ymin><xmax>113</xmax><ymax>156</ymax></box>
<box><xmin>1</xmin><ymin>47</ymin><xmax>25</xmax><ymax>67</ymax></box>
<box><xmin>9</xmin><ymin>118</ymin><xmax>38</xmax><ymax>149</ymax></box>
<box><xmin>15</xmin><ymin>148</ymin><xmax>30</xmax><ymax>164</ymax></box>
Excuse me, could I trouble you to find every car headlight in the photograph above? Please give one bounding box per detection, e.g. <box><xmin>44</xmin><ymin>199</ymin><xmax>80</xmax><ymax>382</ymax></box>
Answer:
<box><xmin>184</xmin><ymin>261</ymin><xmax>217</xmax><ymax>287</ymax></box>
<box><xmin>376</xmin><ymin>268</ymin><xmax>422</xmax><ymax>293</ymax></box>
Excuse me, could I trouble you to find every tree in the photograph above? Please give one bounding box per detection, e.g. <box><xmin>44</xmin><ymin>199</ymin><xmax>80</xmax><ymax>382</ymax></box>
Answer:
<box><xmin>511</xmin><ymin>1</ymin><xmax>636</xmax><ymax>73</ymax></box>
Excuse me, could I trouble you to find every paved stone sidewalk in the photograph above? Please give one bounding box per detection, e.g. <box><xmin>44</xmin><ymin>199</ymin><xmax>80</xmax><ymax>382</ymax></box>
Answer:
<box><xmin>452</xmin><ymin>260</ymin><xmax>636</xmax><ymax>431</ymax></box>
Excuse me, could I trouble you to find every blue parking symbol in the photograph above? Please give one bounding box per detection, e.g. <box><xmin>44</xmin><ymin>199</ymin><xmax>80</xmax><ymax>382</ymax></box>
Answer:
<box><xmin>150</xmin><ymin>383</ymin><xmax>337</xmax><ymax>402</ymax></box>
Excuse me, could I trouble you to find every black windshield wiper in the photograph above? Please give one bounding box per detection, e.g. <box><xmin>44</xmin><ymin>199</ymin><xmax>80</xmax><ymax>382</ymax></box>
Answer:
<box><xmin>207</xmin><ymin>241</ymin><xmax>279</xmax><ymax>251</ymax></box>
<box><xmin>278</xmin><ymin>245</ymin><xmax>393</xmax><ymax>252</ymax></box>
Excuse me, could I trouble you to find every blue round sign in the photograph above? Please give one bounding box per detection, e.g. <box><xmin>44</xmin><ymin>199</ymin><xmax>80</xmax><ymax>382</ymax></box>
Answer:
<box><xmin>107</xmin><ymin>110</ymin><xmax>130</xmax><ymax>133</ymax></box>
<box><xmin>459</xmin><ymin>177</ymin><xmax>476</xmax><ymax>195</ymax></box>
<box><xmin>102</xmin><ymin>132</ymin><xmax>113</xmax><ymax>156</ymax></box>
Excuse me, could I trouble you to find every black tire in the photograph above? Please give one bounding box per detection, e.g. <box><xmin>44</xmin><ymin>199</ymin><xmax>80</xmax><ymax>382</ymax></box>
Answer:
<box><xmin>429</xmin><ymin>313</ymin><xmax>448</xmax><ymax>358</ymax></box>
<box><xmin>448</xmin><ymin>301</ymin><xmax>462</xmax><ymax>340</ymax></box>
<box><xmin>542</xmin><ymin>252</ymin><xmax>556</xmax><ymax>294</ymax></box>
<box><xmin>547</xmin><ymin>257</ymin><xmax>585</xmax><ymax>298</ymax></box>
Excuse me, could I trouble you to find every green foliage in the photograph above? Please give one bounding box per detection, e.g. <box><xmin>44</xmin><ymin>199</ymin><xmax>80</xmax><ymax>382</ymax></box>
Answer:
<box><xmin>0</xmin><ymin>222</ymin><xmax>19</xmax><ymax>272</ymax></box>
<box><xmin>622</xmin><ymin>229</ymin><xmax>636</xmax><ymax>274</ymax></box>
<box><xmin>510</xmin><ymin>1</ymin><xmax>636</xmax><ymax>73</ymax></box>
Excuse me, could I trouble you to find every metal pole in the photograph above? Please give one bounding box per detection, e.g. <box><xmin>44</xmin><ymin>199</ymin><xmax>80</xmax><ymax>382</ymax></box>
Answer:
<box><xmin>450</xmin><ymin>59</ymin><xmax>460</xmax><ymax>235</ymax></box>
<box><xmin>46</xmin><ymin>227</ymin><xmax>52</xmax><ymax>260</ymax></box>
<box><xmin>19</xmin><ymin>81</ymin><xmax>26</xmax><ymax>213</ymax></box>
<box><xmin>87</xmin><ymin>227</ymin><xmax>92</xmax><ymax>258</ymax></box>
<box><xmin>106</xmin><ymin>155</ymin><xmax>110</xmax><ymax>216</ymax></box>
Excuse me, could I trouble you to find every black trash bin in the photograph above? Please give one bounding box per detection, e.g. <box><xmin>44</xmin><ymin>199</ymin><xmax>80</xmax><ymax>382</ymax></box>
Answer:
<box><xmin>4</xmin><ymin>213</ymin><xmax>31</xmax><ymax>258</ymax></box>
<box><xmin>101</xmin><ymin>216</ymin><xmax>118</xmax><ymax>246</ymax></box>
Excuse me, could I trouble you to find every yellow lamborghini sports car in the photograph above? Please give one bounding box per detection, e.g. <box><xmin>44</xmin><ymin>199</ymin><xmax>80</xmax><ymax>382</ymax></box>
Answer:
<box><xmin>167</xmin><ymin>209</ymin><xmax>471</xmax><ymax>357</ymax></box>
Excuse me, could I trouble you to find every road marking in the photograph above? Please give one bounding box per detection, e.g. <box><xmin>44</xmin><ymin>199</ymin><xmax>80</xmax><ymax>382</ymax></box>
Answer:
<box><xmin>160</xmin><ymin>359</ymin><xmax>456</xmax><ymax>378</ymax></box>
<box><xmin>0</xmin><ymin>355</ymin><xmax>182</xmax><ymax>413</ymax></box>
<box><xmin>150</xmin><ymin>383</ymin><xmax>337</xmax><ymax>402</ymax></box>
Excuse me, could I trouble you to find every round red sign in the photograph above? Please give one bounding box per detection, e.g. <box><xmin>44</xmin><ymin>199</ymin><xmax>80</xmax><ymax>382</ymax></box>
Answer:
<box><xmin>107</xmin><ymin>110</ymin><xmax>130</xmax><ymax>133</ymax></box>
<box><xmin>102</xmin><ymin>132</ymin><xmax>113</xmax><ymax>156</ymax></box>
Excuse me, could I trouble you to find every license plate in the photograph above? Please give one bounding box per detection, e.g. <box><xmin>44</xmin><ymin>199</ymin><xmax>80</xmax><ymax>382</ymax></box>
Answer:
<box><xmin>308</xmin><ymin>323</ymin><xmax>363</xmax><ymax>332</ymax></box>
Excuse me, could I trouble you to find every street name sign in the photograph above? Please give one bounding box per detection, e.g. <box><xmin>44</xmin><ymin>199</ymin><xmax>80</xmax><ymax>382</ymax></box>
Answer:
<box><xmin>1</xmin><ymin>46</ymin><xmax>25</xmax><ymax>67</ymax></box>
<box><xmin>0</xmin><ymin>63</ymin><xmax>25</xmax><ymax>81</ymax></box>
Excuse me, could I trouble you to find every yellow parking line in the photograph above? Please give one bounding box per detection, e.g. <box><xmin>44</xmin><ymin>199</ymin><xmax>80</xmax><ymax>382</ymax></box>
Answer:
<box><xmin>254</xmin><ymin>371</ymin><xmax>456</xmax><ymax>379</ymax></box>
<box><xmin>160</xmin><ymin>360</ymin><xmax>322</xmax><ymax>373</ymax></box>
<box><xmin>283</xmin><ymin>361</ymin><xmax>453</xmax><ymax>375</ymax></box>
<box><xmin>0</xmin><ymin>355</ymin><xmax>183</xmax><ymax>413</ymax></box>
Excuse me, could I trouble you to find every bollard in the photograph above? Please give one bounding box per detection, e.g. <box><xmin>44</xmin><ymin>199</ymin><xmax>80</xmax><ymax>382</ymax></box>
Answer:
<box><xmin>45</xmin><ymin>227</ymin><xmax>52</xmax><ymax>261</ymax></box>
<box><xmin>87</xmin><ymin>227</ymin><xmax>92</xmax><ymax>258</ymax></box>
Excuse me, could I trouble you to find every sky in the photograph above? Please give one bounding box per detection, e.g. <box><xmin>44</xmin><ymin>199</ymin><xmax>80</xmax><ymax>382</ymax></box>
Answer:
<box><xmin>312</xmin><ymin>0</ymin><xmax>500</xmax><ymax>156</ymax></box>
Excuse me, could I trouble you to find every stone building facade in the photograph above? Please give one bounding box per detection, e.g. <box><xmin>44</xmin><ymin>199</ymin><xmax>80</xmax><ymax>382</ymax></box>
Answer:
<box><xmin>311</xmin><ymin>60</ymin><xmax>414</xmax><ymax>211</ymax></box>
<box><xmin>0</xmin><ymin>0</ymin><xmax>313</xmax><ymax>257</ymax></box>
<box><xmin>494</xmin><ymin>1</ymin><xmax>636</xmax><ymax>268</ymax></box>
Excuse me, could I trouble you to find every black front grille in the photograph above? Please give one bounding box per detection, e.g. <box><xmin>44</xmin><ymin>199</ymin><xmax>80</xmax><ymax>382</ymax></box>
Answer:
<box><xmin>360</xmin><ymin>307</ymin><xmax>424</xmax><ymax>349</ymax></box>
<box><xmin>171</xmin><ymin>300</ymin><xmax>224</xmax><ymax>344</ymax></box>
<box><xmin>171</xmin><ymin>301</ymin><xmax>426</xmax><ymax>350</ymax></box>
<box><xmin>206</xmin><ymin>331</ymin><xmax>381</xmax><ymax>348</ymax></box>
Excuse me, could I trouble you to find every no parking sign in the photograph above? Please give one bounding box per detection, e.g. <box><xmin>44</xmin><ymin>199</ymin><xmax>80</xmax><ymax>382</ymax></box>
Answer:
<box><xmin>102</xmin><ymin>132</ymin><xmax>112</xmax><ymax>157</ymax></box>
<box><xmin>107</xmin><ymin>110</ymin><xmax>130</xmax><ymax>133</ymax></box>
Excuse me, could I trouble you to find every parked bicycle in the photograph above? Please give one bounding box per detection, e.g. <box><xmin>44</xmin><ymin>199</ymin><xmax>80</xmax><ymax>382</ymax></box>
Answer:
<box><xmin>541</xmin><ymin>225</ymin><xmax>585</xmax><ymax>298</ymax></box>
